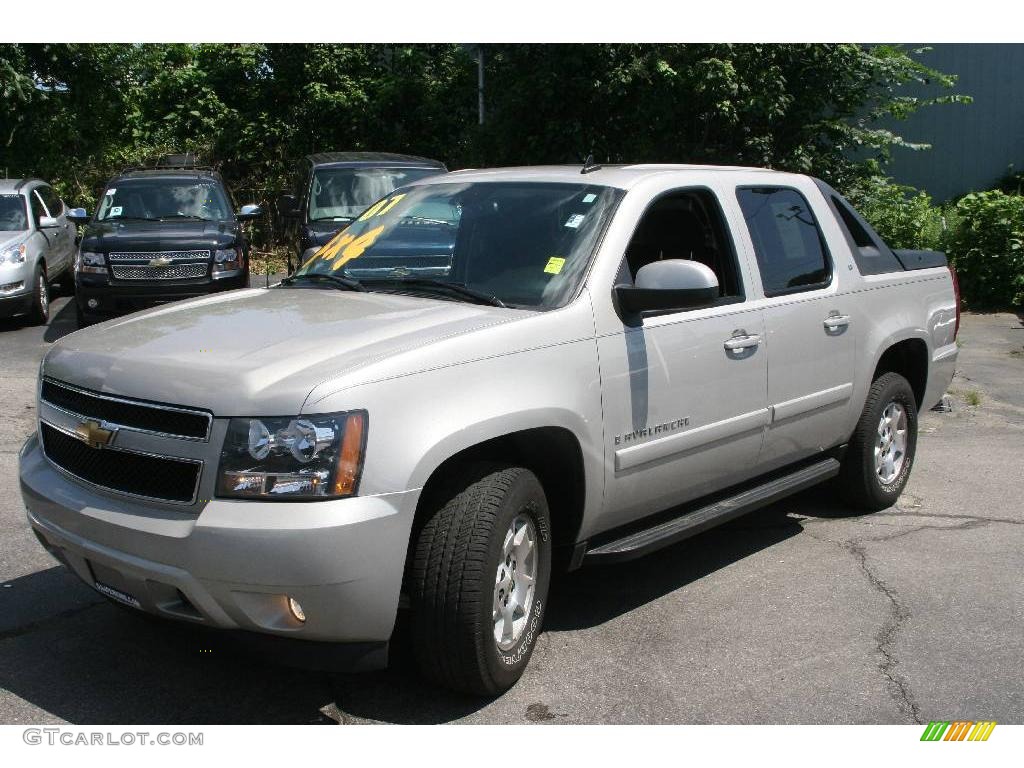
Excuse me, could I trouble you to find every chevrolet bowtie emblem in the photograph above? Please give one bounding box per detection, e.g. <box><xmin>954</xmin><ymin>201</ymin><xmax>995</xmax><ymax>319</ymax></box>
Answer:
<box><xmin>73</xmin><ymin>419</ymin><xmax>117</xmax><ymax>449</ymax></box>
<box><xmin>148</xmin><ymin>257</ymin><xmax>172</xmax><ymax>267</ymax></box>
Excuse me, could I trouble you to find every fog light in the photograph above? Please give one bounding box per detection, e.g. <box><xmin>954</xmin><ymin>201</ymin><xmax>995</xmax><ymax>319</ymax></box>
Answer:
<box><xmin>87</xmin><ymin>298</ymin><xmax>99</xmax><ymax>309</ymax></box>
<box><xmin>287</xmin><ymin>597</ymin><xmax>306</xmax><ymax>622</ymax></box>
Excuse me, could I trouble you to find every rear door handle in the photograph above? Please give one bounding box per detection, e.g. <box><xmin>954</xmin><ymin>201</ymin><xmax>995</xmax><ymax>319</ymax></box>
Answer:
<box><xmin>724</xmin><ymin>334</ymin><xmax>761</xmax><ymax>351</ymax></box>
<box><xmin>823</xmin><ymin>314</ymin><xmax>851</xmax><ymax>330</ymax></box>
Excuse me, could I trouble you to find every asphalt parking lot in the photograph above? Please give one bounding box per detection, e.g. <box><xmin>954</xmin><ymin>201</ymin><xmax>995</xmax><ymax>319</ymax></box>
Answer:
<box><xmin>1</xmin><ymin>290</ymin><xmax>1021</xmax><ymax>724</ymax></box>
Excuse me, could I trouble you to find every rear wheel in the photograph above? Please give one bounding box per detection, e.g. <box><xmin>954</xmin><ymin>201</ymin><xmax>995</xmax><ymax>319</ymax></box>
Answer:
<box><xmin>28</xmin><ymin>266</ymin><xmax>49</xmax><ymax>325</ymax></box>
<box><xmin>408</xmin><ymin>465</ymin><xmax>552</xmax><ymax>696</ymax></box>
<box><xmin>839</xmin><ymin>372</ymin><xmax>918</xmax><ymax>510</ymax></box>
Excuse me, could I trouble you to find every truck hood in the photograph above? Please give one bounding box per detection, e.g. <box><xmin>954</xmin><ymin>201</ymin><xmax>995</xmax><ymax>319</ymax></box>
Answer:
<box><xmin>44</xmin><ymin>288</ymin><xmax>523</xmax><ymax>415</ymax></box>
<box><xmin>80</xmin><ymin>219</ymin><xmax>242</xmax><ymax>253</ymax></box>
<box><xmin>0</xmin><ymin>230</ymin><xmax>27</xmax><ymax>249</ymax></box>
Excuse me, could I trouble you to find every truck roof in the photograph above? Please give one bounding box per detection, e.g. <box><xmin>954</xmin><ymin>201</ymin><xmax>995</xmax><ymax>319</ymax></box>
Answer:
<box><xmin>306</xmin><ymin>152</ymin><xmax>446</xmax><ymax>169</ymax></box>
<box><xmin>111</xmin><ymin>168</ymin><xmax>223</xmax><ymax>183</ymax></box>
<box><xmin>0</xmin><ymin>178</ymin><xmax>42</xmax><ymax>193</ymax></box>
<box><xmin>430</xmin><ymin>163</ymin><xmax>786</xmax><ymax>189</ymax></box>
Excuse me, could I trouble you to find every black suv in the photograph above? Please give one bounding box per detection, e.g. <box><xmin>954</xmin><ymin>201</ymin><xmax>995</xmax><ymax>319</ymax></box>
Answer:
<box><xmin>69</xmin><ymin>157</ymin><xmax>261</xmax><ymax>325</ymax></box>
<box><xmin>279</xmin><ymin>152</ymin><xmax>446</xmax><ymax>273</ymax></box>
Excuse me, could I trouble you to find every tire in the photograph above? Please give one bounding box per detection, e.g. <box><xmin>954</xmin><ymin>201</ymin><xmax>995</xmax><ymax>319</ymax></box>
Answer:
<box><xmin>27</xmin><ymin>266</ymin><xmax>50</xmax><ymax>326</ymax></box>
<box><xmin>839</xmin><ymin>372</ymin><xmax>918</xmax><ymax>511</ymax></box>
<box><xmin>75</xmin><ymin>302</ymin><xmax>93</xmax><ymax>328</ymax></box>
<box><xmin>408</xmin><ymin>465</ymin><xmax>552</xmax><ymax>696</ymax></box>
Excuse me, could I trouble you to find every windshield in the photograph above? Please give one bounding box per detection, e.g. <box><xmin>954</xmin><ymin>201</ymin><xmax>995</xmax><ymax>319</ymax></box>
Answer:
<box><xmin>0</xmin><ymin>195</ymin><xmax>27</xmax><ymax>231</ymax></box>
<box><xmin>294</xmin><ymin>181</ymin><xmax>622</xmax><ymax>309</ymax></box>
<box><xmin>95</xmin><ymin>178</ymin><xmax>232</xmax><ymax>221</ymax></box>
<box><xmin>308</xmin><ymin>167</ymin><xmax>443</xmax><ymax>221</ymax></box>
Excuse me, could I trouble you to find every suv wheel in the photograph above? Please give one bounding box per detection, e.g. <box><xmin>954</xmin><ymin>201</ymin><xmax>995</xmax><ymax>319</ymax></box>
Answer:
<box><xmin>409</xmin><ymin>465</ymin><xmax>551</xmax><ymax>696</ymax></box>
<box><xmin>28</xmin><ymin>266</ymin><xmax>50</xmax><ymax>325</ymax></box>
<box><xmin>839</xmin><ymin>372</ymin><xmax>918</xmax><ymax>510</ymax></box>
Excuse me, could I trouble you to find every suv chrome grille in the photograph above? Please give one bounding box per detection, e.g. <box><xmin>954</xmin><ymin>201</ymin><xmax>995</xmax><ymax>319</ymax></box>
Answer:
<box><xmin>111</xmin><ymin>263</ymin><xmax>208</xmax><ymax>280</ymax></box>
<box><xmin>41</xmin><ymin>378</ymin><xmax>212</xmax><ymax>440</ymax></box>
<box><xmin>40</xmin><ymin>422</ymin><xmax>201</xmax><ymax>504</ymax></box>
<box><xmin>107</xmin><ymin>250</ymin><xmax>210</xmax><ymax>281</ymax></box>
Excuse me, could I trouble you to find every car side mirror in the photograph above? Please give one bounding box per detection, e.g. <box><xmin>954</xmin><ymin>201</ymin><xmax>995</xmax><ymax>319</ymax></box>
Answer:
<box><xmin>237</xmin><ymin>204</ymin><xmax>263</xmax><ymax>222</ymax></box>
<box><xmin>614</xmin><ymin>259</ymin><xmax>719</xmax><ymax>315</ymax></box>
<box><xmin>66</xmin><ymin>208</ymin><xmax>90</xmax><ymax>225</ymax></box>
<box><xmin>39</xmin><ymin>215</ymin><xmax>60</xmax><ymax>229</ymax></box>
<box><xmin>277</xmin><ymin>194</ymin><xmax>299</xmax><ymax>218</ymax></box>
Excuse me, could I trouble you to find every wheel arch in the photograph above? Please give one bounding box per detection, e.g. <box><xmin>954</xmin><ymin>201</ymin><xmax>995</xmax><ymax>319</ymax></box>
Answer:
<box><xmin>871</xmin><ymin>336</ymin><xmax>929</xmax><ymax>411</ymax></box>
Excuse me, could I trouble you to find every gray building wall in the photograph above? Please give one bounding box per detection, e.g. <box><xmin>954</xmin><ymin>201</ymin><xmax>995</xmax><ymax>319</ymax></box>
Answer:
<box><xmin>885</xmin><ymin>44</ymin><xmax>1024</xmax><ymax>201</ymax></box>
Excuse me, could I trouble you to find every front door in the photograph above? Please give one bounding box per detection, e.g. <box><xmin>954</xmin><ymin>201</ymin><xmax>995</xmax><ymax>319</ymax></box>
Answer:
<box><xmin>595</xmin><ymin>188</ymin><xmax>769</xmax><ymax>532</ymax></box>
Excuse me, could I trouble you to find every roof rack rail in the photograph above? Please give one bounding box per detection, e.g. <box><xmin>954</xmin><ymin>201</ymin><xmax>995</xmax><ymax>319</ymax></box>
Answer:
<box><xmin>118</xmin><ymin>153</ymin><xmax>220</xmax><ymax>175</ymax></box>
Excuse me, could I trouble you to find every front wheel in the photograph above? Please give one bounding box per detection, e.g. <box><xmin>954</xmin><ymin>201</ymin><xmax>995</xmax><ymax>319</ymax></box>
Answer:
<box><xmin>408</xmin><ymin>465</ymin><xmax>552</xmax><ymax>696</ymax></box>
<box><xmin>838</xmin><ymin>372</ymin><xmax>918</xmax><ymax>510</ymax></box>
<box><xmin>28</xmin><ymin>266</ymin><xmax>50</xmax><ymax>325</ymax></box>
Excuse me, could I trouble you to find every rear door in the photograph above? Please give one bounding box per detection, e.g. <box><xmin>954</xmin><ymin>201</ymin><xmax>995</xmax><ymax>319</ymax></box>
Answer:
<box><xmin>733</xmin><ymin>185</ymin><xmax>855</xmax><ymax>471</ymax></box>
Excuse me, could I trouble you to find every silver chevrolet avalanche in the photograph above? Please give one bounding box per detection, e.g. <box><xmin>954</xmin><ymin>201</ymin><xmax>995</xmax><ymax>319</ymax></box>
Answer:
<box><xmin>19</xmin><ymin>165</ymin><xmax>959</xmax><ymax>695</ymax></box>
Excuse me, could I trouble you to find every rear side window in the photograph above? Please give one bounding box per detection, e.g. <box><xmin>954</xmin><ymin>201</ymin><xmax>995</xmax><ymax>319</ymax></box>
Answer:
<box><xmin>827</xmin><ymin>193</ymin><xmax>905</xmax><ymax>275</ymax></box>
<box><xmin>736</xmin><ymin>187</ymin><xmax>832</xmax><ymax>297</ymax></box>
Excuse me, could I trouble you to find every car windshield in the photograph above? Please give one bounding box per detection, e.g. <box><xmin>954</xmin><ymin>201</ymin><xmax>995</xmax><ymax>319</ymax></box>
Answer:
<box><xmin>308</xmin><ymin>167</ymin><xmax>443</xmax><ymax>221</ymax></box>
<box><xmin>294</xmin><ymin>181</ymin><xmax>622</xmax><ymax>309</ymax></box>
<box><xmin>95</xmin><ymin>178</ymin><xmax>232</xmax><ymax>221</ymax></box>
<box><xmin>0</xmin><ymin>194</ymin><xmax>28</xmax><ymax>230</ymax></box>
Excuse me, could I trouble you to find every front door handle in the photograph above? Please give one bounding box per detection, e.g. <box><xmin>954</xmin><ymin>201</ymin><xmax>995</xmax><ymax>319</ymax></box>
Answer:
<box><xmin>823</xmin><ymin>314</ymin><xmax>851</xmax><ymax>330</ymax></box>
<box><xmin>724</xmin><ymin>334</ymin><xmax>761</xmax><ymax>351</ymax></box>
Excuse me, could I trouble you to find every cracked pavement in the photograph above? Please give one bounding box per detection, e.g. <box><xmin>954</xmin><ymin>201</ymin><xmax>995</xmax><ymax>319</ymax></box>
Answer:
<box><xmin>0</xmin><ymin>300</ymin><xmax>1021</xmax><ymax>724</ymax></box>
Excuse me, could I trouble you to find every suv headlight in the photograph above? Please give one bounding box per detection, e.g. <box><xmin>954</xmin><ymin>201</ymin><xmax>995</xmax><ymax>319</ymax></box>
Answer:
<box><xmin>216</xmin><ymin>411</ymin><xmax>367</xmax><ymax>499</ymax></box>
<box><xmin>76</xmin><ymin>251</ymin><xmax>107</xmax><ymax>273</ymax></box>
<box><xmin>212</xmin><ymin>247</ymin><xmax>242</xmax><ymax>276</ymax></box>
<box><xmin>0</xmin><ymin>243</ymin><xmax>26</xmax><ymax>264</ymax></box>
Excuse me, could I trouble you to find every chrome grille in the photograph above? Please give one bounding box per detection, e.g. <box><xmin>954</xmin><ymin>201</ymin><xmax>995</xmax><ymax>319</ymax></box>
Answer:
<box><xmin>41</xmin><ymin>378</ymin><xmax>212</xmax><ymax>441</ymax></box>
<box><xmin>107</xmin><ymin>250</ymin><xmax>210</xmax><ymax>281</ymax></box>
<box><xmin>111</xmin><ymin>262</ymin><xmax>208</xmax><ymax>280</ymax></box>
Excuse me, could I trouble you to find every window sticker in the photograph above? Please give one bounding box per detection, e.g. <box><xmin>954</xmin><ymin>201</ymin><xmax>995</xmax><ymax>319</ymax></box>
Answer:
<box><xmin>544</xmin><ymin>256</ymin><xmax>566</xmax><ymax>275</ymax></box>
<box><xmin>582</xmin><ymin>193</ymin><xmax>597</xmax><ymax>204</ymax></box>
<box><xmin>110</xmin><ymin>206</ymin><xmax>123</xmax><ymax>217</ymax></box>
<box><xmin>105</xmin><ymin>188</ymin><xmax>116</xmax><ymax>196</ymax></box>
<box><xmin>564</xmin><ymin>214</ymin><xmax>585</xmax><ymax>229</ymax></box>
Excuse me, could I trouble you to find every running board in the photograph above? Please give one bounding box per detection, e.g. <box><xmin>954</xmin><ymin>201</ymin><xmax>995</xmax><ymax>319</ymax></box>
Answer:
<box><xmin>584</xmin><ymin>458</ymin><xmax>841</xmax><ymax>565</ymax></box>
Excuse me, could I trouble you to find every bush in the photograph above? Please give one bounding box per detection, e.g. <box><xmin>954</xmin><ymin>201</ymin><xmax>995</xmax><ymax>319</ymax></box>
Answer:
<box><xmin>845</xmin><ymin>176</ymin><xmax>947</xmax><ymax>251</ymax></box>
<box><xmin>945</xmin><ymin>190</ymin><xmax>1024</xmax><ymax>308</ymax></box>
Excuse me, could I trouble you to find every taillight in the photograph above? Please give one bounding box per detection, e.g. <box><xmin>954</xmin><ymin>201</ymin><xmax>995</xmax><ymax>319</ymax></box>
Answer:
<box><xmin>949</xmin><ymin>265</ymin><xmax>961</xmax><ymax>340</ymax></box>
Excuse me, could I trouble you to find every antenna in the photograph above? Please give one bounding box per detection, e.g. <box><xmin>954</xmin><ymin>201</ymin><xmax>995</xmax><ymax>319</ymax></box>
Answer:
<box><xmin>581</xmin><ymin>153</ymin><xmax>602</xmax><ymax>175</ymax></box>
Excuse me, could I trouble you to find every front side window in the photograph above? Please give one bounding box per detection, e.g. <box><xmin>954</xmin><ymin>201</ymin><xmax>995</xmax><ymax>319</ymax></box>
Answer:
<box><xmin>95</xmin><ymin>179</ymin><xmax>232</xmax><ymax>222</ymax></box>
<box><xmin>736</xmin><ymin>187</ymin><xmax>831</xmax><ymax>297</ymax></box>
<box><xmin>307</xmin><ymin>167</ymin><xmax>443</xmax><ymax>223</ymax></box>
<box><xmin>37</xmin><ymin>185</ymin><xmax>63</xmax><ymax>217</ymax></box>
<box><xmin>0</xmin><ymin>194</ymin><xmax>28</xmax><ymax>231</ymax></box>
<box><xmin>295</xmin><ymin>181</ymin><xmax>622</xmax><ymax>309</ymax></box>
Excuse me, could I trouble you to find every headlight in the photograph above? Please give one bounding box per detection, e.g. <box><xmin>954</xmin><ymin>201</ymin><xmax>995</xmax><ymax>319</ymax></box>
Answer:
<box><xmin>0</xmin><ymin>243</ymin><xmax>26</xmax><ymax>264</ymax></box>
<box><xmin>212</xmin><ymin>247</ymin><xmax>242</xmax><ymax>276</ymax></box>
<box><xmin>216</xmin><ymin>411</ymin><xmax>367</xmax><ymax>499</ymax></box>
<box><xmin>76</xmin><ymin>251</ymin><xmax>107</xmax><ymax>274</ymax></box>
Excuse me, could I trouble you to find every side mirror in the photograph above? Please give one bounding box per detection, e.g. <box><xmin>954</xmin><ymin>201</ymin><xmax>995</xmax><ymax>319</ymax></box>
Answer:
<box><xmin>277</xmin><ymin>194</ymin><xmax>299</xmax><ymax>218</ymax></box>
<box><xmin>38</xmin><ymin>215</ymin><xmax>59</xmax><ymax>229</ymax></box>
<box><xmin>614</xmin><ymin>259</ymin><xmax>719</xmax><ymax>315</ymax></box>
<box><xmin>66</xmin><ymin>208</ymin><xmax>90</xmax><ymax>225</ymax></box>
<box><xmin>237</xmin><ymin>204</ymin><xmax>263</xmax><ymax>221</ymax></box>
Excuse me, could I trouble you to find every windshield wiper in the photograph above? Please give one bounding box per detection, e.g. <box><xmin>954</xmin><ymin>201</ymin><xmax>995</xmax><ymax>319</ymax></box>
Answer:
<box><xmin>106</xmin><ymin>215</ymin><xmax>161</xmax><ymax>222</ymax></box>
<box><xmin>278</xmin><ymin>273</ymin><xmax>365</xmax><ymax>292</ymax></box>
<box><xmin>159</xmin><ymin>214</ymin><xmax>216</xmax><ymax>222</ymax></box>
<box><xmin>310</xmin><ymin>216</ymin><xmax>354</xmax><ymax>223</ymax></box>
<box><xmin>364</xmin><ymin>277</ymin><xmax>506</xmax><ymax>308</ymax></box>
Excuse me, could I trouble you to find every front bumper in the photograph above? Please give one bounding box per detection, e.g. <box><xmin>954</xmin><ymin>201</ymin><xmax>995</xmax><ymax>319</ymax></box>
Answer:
<box><xmin>76</xmin><ymin>270</ymin><xmax>248</xmax><ymax>317</ymax></box>
<box><xmin>0</xmin><ymin>263</ymin><xmax>33</xmax><ymax>317</ymax></box>
<box><xmin>19</xmin><ymin>433</ymin><xmax>419</xmax><ymax>661</ymax></box>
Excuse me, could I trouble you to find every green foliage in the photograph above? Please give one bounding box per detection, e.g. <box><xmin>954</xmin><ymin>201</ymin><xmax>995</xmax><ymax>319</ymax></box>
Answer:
<box><xmin>845</xmin><ymin>176</ymin><xmax>948</xmax><ymax>251</ymax></box>
<box><xmin>944</xmin><ymin>190</ymin><xmax>1024</xmax><ymax>308</ymax></box>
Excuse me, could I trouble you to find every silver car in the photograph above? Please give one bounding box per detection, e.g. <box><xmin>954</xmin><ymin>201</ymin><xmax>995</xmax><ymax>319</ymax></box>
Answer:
<box><xmin>0</xmin><ymin>178</ymin><xmax>77</xmax><ymax>324</ymax></box>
